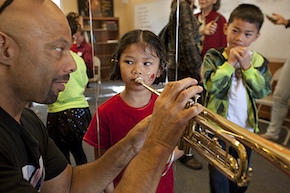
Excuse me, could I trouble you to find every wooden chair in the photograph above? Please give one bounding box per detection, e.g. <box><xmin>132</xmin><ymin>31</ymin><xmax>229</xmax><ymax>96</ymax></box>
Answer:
<box><xmin>89</xmin><ymin>56</ymin><xmax>102</xmax><ymax>101</ymax></box>
<box><xmin>256</xmin><ymin>67</ymin><xmax>290</xmax><ymax>145</ymax></box>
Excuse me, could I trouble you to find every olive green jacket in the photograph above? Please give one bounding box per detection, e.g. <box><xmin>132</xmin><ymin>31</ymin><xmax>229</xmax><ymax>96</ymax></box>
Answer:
<box><xmin>203</xmin><ymin>47</ymin><xmax>272</xmax><ymax>132</ymax></box>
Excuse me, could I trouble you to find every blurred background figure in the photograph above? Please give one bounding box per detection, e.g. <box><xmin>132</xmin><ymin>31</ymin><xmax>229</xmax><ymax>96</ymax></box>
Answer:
<box><xmin>261</xmin><ymin>13</ymin><xmax>290</xmax><ymax>141</ymax></box>
<box><xmin>70</xmin><ymin>12</ymin><xmax>94</xmax><ymax>88</ymax></box>
<box><xmin>167</xmin><ymin>0</ymin><xmax>203</xmax><ymax>170</ymax></box>
<box><xmin>195</xmin><ymin>0</ymin><xmax>227</xmax><ymax>58</ymax></box>
<box><xmin>46</xmin><ymin>12</ymin><xmax>92</xmax><ymax>165</ymax></box>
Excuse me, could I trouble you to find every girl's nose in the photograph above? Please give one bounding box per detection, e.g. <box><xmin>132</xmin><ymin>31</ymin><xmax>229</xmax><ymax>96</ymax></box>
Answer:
<box><xmin>132</xmin><ymin>65</ymin><xmax>142</xmax><ymax>75</ymax></box>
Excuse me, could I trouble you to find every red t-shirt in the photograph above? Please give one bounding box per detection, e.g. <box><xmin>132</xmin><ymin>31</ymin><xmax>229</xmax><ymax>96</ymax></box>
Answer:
<box><xmin>84</xmin><ymin>94</ymin><xmax>174</xmax><ymax>192</ymax></box>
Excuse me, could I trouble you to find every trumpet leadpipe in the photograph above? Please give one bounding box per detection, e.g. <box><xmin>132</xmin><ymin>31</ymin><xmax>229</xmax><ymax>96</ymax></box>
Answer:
<box><xmin>135</xmin><ymin>78</ymin><xmax>161</xmax><ymax>96</ymax></box>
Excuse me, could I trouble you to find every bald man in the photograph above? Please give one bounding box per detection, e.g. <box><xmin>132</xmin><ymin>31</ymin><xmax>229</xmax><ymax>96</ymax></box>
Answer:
<box><xmin>0</xmin><ymin>0</ymin><xmax>203</xmax><ymax>192</ymax></box>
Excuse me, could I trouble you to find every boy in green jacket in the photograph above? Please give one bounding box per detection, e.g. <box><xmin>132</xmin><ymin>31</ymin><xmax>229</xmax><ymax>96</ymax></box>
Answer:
<box><xmin>202</xmin><ymin>4</ymin><xmax>272</xmax><ymax>193</ymax></box>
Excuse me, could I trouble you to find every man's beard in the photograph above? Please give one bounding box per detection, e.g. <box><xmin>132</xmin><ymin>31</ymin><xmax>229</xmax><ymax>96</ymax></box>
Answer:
<box><xmin>42</xmin><ymin>88</ymin><xmax>58</xmax><ymax>104</ymax></box>
<box><xmin>42</xmin><ymin>74</ymin><xmax>70</xmax><ymax>104</ymax></box>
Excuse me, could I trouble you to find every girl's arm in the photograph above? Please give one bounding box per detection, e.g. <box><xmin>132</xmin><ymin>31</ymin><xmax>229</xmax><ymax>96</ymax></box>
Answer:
<box><xmin>174</xmin><ymin>147</ymin><xmax>184</xmax><ymax>161</ymax></box>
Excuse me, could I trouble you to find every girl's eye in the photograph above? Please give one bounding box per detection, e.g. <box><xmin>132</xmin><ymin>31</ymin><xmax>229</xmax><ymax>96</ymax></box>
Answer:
<box><xmin>56</xmin><ymin>47</ymin><xmax>63</xmax><ymax>52</ymax></box>
<box><xmin>125</xmin><ymin>60</ymin><xmax>133</xmax><ymax>64</ymax></box>
<box><xmin>144</xmin><ymin>62</ymin><xmax>151</xmax><ymax>66</ymax></box>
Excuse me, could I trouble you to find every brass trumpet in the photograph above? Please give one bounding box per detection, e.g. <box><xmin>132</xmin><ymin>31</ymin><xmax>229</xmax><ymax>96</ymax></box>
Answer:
<box><xmin>135</xmin><ymin>78</ymin><xmax>290</xmax><ymax>186</ymax></box>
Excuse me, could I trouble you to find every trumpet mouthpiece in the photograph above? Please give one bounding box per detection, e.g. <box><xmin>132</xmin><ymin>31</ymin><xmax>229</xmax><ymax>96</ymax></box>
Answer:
<box><xmin>135</xmin><ymin>77</ymin><xmax>144</xmax><ymax>85</ymax></box>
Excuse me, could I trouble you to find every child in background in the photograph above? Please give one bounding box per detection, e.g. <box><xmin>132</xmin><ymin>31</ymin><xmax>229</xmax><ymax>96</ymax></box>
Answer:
<box><xmin>46</xmin><ymin>12</ymin><xmax>92</xmax><ymax>166</ymax></box>
<box><xmin>202</xmin><ymin>4</ymin><xmax>271</xmax><ymax>193</ymax></box>
<box><xmin>84</xmin><ymin>30</ymin><xmax>183</xmax><ymax>193</ymax></box>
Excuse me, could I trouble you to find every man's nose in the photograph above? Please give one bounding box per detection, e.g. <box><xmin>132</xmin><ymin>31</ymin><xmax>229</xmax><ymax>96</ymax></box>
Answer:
<box><xmin>65</xmin><ymin>52</ymin><xmax>77</xmax><ymax>73</ymax></box>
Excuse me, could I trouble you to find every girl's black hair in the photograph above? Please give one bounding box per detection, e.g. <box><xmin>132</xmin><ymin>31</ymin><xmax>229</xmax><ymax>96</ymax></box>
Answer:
<box><xmin>110</xmin><ymin>30</ymin><xmax>167</xmax><ymax>80</ymax></box>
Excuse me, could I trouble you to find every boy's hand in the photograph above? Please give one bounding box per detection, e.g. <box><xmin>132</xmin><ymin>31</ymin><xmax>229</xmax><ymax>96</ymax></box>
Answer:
<box><xmin>227</xmin><ymin>47</ymin><xmax>239</xmax><ymax>67</ymax></box>
<box><xmin>233</xmin><ymin>47</ymin><xmax>251</xmax><ymax>70</ymax></box>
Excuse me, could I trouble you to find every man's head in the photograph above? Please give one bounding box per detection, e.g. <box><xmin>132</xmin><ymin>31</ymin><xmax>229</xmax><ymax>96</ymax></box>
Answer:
<box><xmin>224</xmin><ymin>4</ymin><xmax>263</xmax><ymax>49</ymax></box>
<box><xmin>0</xmin><ymin>0</ymin><xmax>77</xmax><ymax>105</ymax></box>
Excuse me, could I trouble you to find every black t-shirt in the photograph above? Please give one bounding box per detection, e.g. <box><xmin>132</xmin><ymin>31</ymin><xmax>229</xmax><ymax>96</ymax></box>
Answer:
<box><xmin>0</xmin><ymin>107</ymin><xmax>68</xmax><ymax>192</ymax></box>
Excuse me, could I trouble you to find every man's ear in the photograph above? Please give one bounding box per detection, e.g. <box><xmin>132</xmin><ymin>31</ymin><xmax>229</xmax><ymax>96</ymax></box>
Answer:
<box><xmin>0</xmin><ymin>32</ymin><xmax>16</xmax><ymax>66</ymax></box>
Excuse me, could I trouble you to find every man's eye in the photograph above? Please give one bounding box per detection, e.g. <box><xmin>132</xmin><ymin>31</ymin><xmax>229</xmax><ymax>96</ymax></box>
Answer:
<box><xmin>56</xmin><ymin>47</ymin><xmax>63</xmax><ymax>52</ymax></box>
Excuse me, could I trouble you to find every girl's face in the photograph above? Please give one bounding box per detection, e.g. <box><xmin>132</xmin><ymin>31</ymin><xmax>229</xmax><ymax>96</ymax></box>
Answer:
<box><xmin>120</xmin><ymin>43</ymin><xmax>161</xmax><ymax>90</ymax></box>
<box><xmin>224</xmin><ymin>18</ymin><xmax>260</xmax><ymax>50</ymax></box>
<box><xmin>198</xmin><ymin>0</ymin><xmax>217</xmax><ymax>11</ymax></box>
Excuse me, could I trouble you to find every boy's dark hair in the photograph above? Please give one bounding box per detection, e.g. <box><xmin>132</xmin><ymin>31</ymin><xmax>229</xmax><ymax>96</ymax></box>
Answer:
<box><xmin>228</xmin><ymin>4</ymin><xmax>264</xmax><ymax>32</ymax></box>
<box><xmin>66</xmin><ymin>12</ymin><xmax>81</xmax><ymax>36</ymax></box>
<box><xmin>110</xmin><ymin>30</ymin><xmax>167</xmax><ymax>81</ymax></box>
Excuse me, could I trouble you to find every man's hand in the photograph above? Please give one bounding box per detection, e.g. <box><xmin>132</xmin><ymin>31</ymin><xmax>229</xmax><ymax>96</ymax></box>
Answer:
<box><xmin>126</xmin><ymin>115</ymin><xmax>152</xmax><ymax>155</ymax></box>
<box><xmin>145</xmin><ymin>78</ymin><xmax>203</xmax><ymax>152</ymax></box>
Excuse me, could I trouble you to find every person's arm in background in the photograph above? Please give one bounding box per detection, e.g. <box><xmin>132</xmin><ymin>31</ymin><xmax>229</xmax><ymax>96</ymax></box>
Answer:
<box><xmin>199</xmin><ymin>21</ymin><xmax>218</xmax><ymax>37</ymax></box>
<box><xmin>266</xmin><ymin>13</ymin><xmax>290</xmax><ymax>28</ymax></box>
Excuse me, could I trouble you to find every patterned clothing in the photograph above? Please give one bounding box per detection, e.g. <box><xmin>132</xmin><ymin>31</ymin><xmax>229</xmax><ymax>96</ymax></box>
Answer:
<box><xmin>203</xmin><ymin>47</ymin><xmax>272</xmax><ymax>132</ymax></box>
<box><xmin>47</xmin><ymin>51</ymin><xmax>91</xmax><ymax>144</ymax></box>
<box><xmin>47</xmin><ymin>52</ymin><xmax>91</xmax><ymax>165</ymax></box>
<box><xmin>168</xmin><ymin>0</ymin><xmax>202</xmax><ymax>82</ymax></box>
